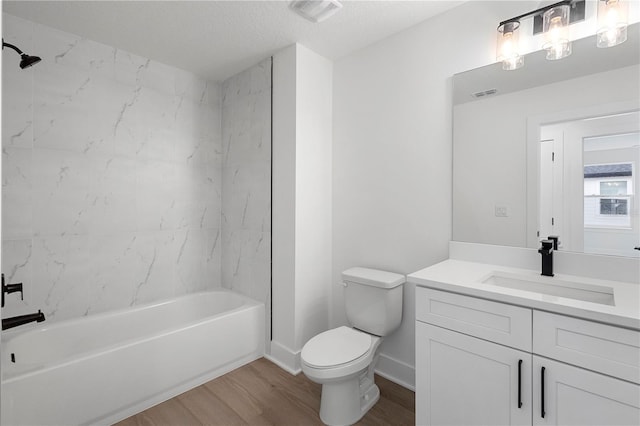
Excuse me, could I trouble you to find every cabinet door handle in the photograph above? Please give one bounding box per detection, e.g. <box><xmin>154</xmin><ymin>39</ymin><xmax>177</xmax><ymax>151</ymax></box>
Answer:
<box><xmin>541</xmin><ymin>366</ymin><xmax>546</xmax><ymax>418</ymax></box>
<box><xmin>518</xmin><ymin>359</ymin><xmax>523</xmax><ymax>408</ymax></box>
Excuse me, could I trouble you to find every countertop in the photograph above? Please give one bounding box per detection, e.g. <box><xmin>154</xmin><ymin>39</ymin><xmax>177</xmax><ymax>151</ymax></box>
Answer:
<box><xmin>408</xmin><ymin>259</ymin><xmax>640</xmax><ymax>330</ymax></box>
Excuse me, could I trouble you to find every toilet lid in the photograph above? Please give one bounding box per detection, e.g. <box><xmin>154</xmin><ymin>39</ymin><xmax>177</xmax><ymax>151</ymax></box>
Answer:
<box><xmin>301</xmin><ymin>326</ymin><xmax>372</xmax><ymax>368</ymax></box>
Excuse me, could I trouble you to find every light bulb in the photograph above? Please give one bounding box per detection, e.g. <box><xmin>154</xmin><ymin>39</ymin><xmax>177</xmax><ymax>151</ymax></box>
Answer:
<box><xmin>597</xmin><ymin>0</ymin><xmax>628</xmax><ymax>47</ymax></box>
<box><xmin>502</xmin><ymin>33</ymin><xmax>515</xmax><ymax>57</ymax></box>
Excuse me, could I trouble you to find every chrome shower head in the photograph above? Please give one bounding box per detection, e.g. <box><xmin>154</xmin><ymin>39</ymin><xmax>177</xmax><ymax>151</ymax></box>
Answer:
<box><xmin>2</xmin><ymin>39</ymin><xmax>41</xmax><ymax>69</ymax></box>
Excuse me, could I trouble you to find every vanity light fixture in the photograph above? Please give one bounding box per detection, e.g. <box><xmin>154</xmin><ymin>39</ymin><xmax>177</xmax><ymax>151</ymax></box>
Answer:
<box><xmin>495</xmin><ymin>0</ymin><xmax>629</xmax><ymax>70</ymax></box>
<box><xmin>597</xmin><ymin>0</ymin><xmax>629</xmax><ymax>47</ymax></box>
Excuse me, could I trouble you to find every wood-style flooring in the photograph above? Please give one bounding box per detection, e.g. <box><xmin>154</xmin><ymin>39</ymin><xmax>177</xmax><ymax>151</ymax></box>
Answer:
<box><xmin>116</xmin><ymin>357</ymin><xmax>415</xmax><ymax>425</ymax></box>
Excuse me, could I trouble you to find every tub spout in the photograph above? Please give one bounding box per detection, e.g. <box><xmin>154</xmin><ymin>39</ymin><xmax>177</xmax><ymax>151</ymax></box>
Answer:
<box><xmin>2</xmin><ymin>310</ymin><xmax>45</xmax><ymax>330</ymax></box>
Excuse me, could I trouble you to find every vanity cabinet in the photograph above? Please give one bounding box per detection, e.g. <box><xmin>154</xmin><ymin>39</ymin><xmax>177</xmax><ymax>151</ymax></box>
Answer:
<box><xmin>416</xmin><ymin>287</ymin><xmax>640</xmax><ymax>426</ymax></box>
<box><xmin>532</xmin><ymin>356</ymin><xmax>639</xmax><ymax>426</ymax></box>
<box><xmin>416</xmin><ymin>322</ymin><xmax>531</xmax><ymax>426</ymax></box>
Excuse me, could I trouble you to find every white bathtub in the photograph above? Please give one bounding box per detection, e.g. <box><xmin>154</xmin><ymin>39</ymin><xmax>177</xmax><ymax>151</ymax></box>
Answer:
<box><xmin>1</xmin><ymin>290</ymin><xmax>265</xmax><ymax>425</ymax></box>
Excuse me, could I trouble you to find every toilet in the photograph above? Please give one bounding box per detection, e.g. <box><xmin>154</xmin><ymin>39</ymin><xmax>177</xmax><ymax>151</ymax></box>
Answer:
<box><xmin>301</xmin><ymin>267</ymin><xmax>405</xmax><ymax>425</ymax></box>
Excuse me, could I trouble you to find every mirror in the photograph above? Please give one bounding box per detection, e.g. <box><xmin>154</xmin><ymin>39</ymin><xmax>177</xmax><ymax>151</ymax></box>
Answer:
<box><xmin>453</xmin><ymin>23</ymin><xmax>640</xmax><ymax>257</ymax></box>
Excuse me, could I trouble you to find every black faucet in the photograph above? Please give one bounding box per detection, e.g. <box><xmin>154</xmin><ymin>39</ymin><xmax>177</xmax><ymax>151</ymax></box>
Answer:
<box><xmin>1</xmin><ymin>273</ymin><xmax>23</xmax><ymax>307</ymax></box>
<box><xmin>547</xmin><ymin>235</ymin><xmax>559</xmax><ymax>250</ymax></box>
<box><xmin>538</xmin><ymin>240</ymin><xmax>554</xmax><ymax>277</ymax></box>
<box><xmin>2</xmin><ymin>310</ymin><xmax>45</xmax><ymax>330</ymax></box>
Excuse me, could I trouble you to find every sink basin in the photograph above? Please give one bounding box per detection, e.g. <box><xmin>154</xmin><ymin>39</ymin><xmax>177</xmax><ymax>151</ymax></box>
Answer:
<box><xmin>482</xmin><ymin>271</ymin><xmax>615</xmax><ymax>306</ymax></box>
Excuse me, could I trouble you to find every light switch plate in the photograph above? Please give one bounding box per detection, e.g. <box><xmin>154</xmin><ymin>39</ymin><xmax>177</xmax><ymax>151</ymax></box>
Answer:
<box><xmin>495</xmin><ymin>205</ymin><xmax>509</xmax><ymax>217</ymax></box>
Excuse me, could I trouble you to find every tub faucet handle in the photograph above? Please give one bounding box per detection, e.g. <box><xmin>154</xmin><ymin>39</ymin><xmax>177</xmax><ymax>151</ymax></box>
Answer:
<box><xmin>2</xmin><ymin>273</ymin><xmax>24</xmax><ymax>307</ymax></box>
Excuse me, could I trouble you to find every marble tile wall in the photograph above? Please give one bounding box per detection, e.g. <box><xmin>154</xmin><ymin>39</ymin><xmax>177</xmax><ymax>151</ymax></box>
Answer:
<box><xmin>221</xmin><ymin>59</ymin><xmax>272</xmax><ymax>309</ymax></box>
<box><xmin>2</xmin><ymin>14</ymin><xmax>223</xmax><ymax>322</ymax></box>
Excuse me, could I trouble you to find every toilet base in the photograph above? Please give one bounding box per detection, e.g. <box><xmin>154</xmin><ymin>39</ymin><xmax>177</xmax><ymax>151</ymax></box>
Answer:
<box><xmin>319</xmin><ymin>371</ymin><xmax>380</xmax><ymax>426</ymax></box>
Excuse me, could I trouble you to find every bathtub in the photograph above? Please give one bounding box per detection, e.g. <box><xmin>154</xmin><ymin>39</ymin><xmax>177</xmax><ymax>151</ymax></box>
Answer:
<box><xmin>1</xmin><ymin>289</ymin><xmax>265</xmax><ymax>425</ymax></box>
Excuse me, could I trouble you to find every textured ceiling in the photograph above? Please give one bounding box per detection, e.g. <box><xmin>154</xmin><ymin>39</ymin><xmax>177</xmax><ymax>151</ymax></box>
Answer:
<box><xmin>3</xmin><ymin>1</ymin><xmax>464</xmax><ymax>82</ymax></box>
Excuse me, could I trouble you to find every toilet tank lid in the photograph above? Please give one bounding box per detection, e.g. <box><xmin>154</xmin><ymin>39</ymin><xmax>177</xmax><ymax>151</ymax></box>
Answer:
<box><xmin>342</xmin><ymin>267</ymin><xmax>405</xmax><ymax>289</ymax></box>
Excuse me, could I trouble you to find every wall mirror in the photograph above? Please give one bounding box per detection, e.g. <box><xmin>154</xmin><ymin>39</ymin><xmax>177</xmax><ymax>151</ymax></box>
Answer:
<box><xmin>452</xmin><ymin>23</ymin><xmax>639</xmax><ymax>258</ymax></box>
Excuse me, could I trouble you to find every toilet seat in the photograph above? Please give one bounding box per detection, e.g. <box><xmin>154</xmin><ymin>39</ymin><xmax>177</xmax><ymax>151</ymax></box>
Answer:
<box><xmin>301</xmin><ymin>326</ymin><xmax>372</xmax><ymax>369</ymax></box>
<box><xmin>301</xmin><ymin>326</ymin><xmax>381</xmax><ymax>383</ymax></box>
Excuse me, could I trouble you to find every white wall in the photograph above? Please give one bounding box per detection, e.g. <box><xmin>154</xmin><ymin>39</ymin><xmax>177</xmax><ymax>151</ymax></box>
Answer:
<box><xmin>332</xmin><ymin>1</ymin><xmax>532</xmax><ymax>388</ymax></box>
<box><xmin>271</xmin><ymin>44</ymin><xmax>332</xmax><ymax>372</ymax></box>
<box><xmin>272</xmin><ymin>44</ymin><xmax>298</xmax><ymax>368</ymax></box>
<box><xmin>294</xmin><ymin>45</ymin><xmax>332</xmax><ymax>350</ymax></box>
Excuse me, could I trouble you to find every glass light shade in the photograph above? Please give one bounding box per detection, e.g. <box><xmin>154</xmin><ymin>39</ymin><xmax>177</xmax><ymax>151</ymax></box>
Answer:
<box><xmin>542</xmin><ymin>5</ymin><xmax>572</xmax><ymax>60</ymax></box>
<box><xmin>597</xmin><ymin>0</ymin><xmax>628</xmax><ymax>47</ymax></box>
<box><xmin>497</xmin><ymin>21</ymin><xmax>524</xmax><ymax>70</ymax></box>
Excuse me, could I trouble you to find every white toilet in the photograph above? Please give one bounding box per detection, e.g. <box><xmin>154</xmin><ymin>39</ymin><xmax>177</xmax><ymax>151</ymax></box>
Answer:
<box><xmin>301</xmin><ymin>267</ymin><xmax>405</xmax><ymax>426</ymax></box>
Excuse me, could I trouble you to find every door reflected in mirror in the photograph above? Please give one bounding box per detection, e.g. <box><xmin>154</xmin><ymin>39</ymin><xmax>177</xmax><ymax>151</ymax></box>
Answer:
<box><xmin>538</xmin><ymin>112</ymin><xmax>640</xmax><ymax>257</ymax></box>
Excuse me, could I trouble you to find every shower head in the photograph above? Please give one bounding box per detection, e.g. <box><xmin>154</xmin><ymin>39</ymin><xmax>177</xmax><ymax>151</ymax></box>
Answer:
<box><xmin>19</xmin><ymin>54</ymin><xmax>41</xmax><ymax>69</ymax></box>
<box><xmin>2</xmin><ymin>39</ymin><xmax>41</xmax><ymax>69</ymax></box>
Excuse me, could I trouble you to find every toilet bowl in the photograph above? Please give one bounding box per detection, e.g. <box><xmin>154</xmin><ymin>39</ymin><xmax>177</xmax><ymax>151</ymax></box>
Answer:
<box><xmin>301</xmin><ymin>326</ymin><xmax>382</xmax><ymax>426</ymax></box>
<box><xmin>301</xmin><ymin>267</ymin><xmax>405</xmax><ymax>426</ymax></box>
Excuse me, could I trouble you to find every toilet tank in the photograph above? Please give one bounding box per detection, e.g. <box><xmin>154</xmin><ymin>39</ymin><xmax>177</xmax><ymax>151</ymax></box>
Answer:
<box><xmin>342</xmin><ymin>267</ymin><xmax>405</xmax><ymax>336</ymax></box>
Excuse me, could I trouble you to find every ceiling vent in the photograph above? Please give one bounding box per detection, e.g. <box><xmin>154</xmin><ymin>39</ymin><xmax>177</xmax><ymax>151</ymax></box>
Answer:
<box><xmin>289</xmin><ymin>0</ymin><xmax>343</xmax><ymax>23</ymax></box>
<box><xmin>472</xmin><ymin>88</ymin><xmax>498</xmax><ymax>98</ymax></box>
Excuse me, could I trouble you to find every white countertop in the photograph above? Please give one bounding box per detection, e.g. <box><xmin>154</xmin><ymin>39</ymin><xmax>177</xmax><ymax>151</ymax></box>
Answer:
<box><xmin>408</xmin><ymin>259</ymin><xmax>640</xmax><ymax>330</ymax></box>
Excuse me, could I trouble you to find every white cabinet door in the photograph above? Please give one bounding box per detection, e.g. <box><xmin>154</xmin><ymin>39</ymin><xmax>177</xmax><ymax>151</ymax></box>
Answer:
<box><xmin>416</xmin><ymin>322</ymin><xmax>531</xmax><ymax>426</ymax></box>
<box><xmin>533</xmin><ymin>356</ymin><xmax>640</xmax><ymax>426</ymax></box>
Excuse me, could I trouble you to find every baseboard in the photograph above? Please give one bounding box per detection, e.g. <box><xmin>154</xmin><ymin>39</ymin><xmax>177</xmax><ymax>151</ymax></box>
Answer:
<box><xmin>375</xmin><ymin>353</ymin><xmax>415</xmax><ymax>391</ymax></box>
<box><xmin>266</xmin><ymin>340</ymin><xmax>302</xmax><ymax>375</ymax></box>
<box><xmin>266</xmin><ymin>342</ymin><xmax>414</xmax><ymax>390</ymax></box>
